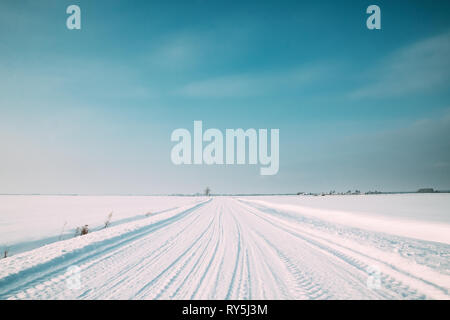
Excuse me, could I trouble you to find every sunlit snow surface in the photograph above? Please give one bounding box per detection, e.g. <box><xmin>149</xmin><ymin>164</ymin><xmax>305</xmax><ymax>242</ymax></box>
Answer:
<box><xmin>0</xmin><ymin>194</ymin><xmax>449</xmax><ymax>299</ymax></box>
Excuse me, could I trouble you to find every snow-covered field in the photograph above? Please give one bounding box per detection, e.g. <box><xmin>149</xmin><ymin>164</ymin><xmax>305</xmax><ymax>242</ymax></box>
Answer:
<box><xmin>0</xmin><ymin>194</ymin><xmax>449</xmax><ymax>300</ymax></box>
<box><xmin>0</xmin><ymin>195</ymin><xmax>207</xmax><ymax>255</ymax></box>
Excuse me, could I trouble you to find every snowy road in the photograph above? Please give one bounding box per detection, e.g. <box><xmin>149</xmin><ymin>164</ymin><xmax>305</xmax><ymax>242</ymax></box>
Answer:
<box><xmin>1</xmin><ymin>197</ymin><xmax>449</xmax><ymax>300</ymax></box>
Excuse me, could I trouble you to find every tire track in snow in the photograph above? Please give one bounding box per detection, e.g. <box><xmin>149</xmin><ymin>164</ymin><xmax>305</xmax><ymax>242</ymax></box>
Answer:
<box><xmin>0</xmin><ymin>199</ymin><xmax>211</xmax><ymax>299</ymax></box>
<box><xmin>188</xmin><ymin>206</ymin><xmax>223</xmax><ymax>299</ymax></box>
<box><xmin>2</xmin><ymin>197</ymin><xmax>449</xmax><ymax>300</ymax></box>
<box><xmin>78</xmin><ymin>204</ymin><xmax>209</xmax><ymax>299</ymax></box>
<box><xmin>236</xmin><ymin>199</ymin><xmax>446</xmax><ymax>299</ymax></box>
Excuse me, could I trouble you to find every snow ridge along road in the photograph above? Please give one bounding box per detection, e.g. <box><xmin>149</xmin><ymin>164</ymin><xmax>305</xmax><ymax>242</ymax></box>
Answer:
<box><xmin>1</xmin><ymin>197</ymin><xmax>449</xmax><ymax>300</ymax></box>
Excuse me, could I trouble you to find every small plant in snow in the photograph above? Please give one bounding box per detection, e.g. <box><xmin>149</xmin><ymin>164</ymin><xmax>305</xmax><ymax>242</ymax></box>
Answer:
<box><xmin>80</xmin><ymin>225</ymin><xmax>89</xmax><ymax>235</ymax></box>
<box><xmin>3</xmin><ymin>247</ymin><xmax>9</xmax><ymax>259</ymax></box>
<box><xmin>59</xmin><ymin>221</ymin><xmax>67</xmax><ymax>241</ymax></box>
<box><xmin>75</xmin><ymin>225</ymin><xmax>89</xmax><ymax>237</ymax></box>
<box><xmin>104</xmin><ymin>212</ymin><xmax>113</xmax><ymax>229</ymax></box>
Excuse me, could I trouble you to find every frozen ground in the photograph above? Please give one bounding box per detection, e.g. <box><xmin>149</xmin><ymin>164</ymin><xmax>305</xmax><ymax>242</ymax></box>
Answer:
<box><xmin>0</xmin><ymin>195</ymin><xmax>207</xmax><ymax>255</ymax></box>
<box><xmin>0</xmin><ymin>195</ymin><xmax>449</xmax><ymax>300</ymax></box>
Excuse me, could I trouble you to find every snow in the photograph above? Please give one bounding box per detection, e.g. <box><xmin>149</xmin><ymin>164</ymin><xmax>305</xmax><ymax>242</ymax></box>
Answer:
<box><xmin>0</xmin><ymin>195</ymin><xmax>207</xmax><ymax>255</ymax></box>
<box><xmin>245</xmin><ymin>194</ymin><xmax>450</xmax><ymax>224</ymax></box>
<box><xmin>0</xmin><ymin>195</ymin><xmax>449</xmax><ymax>300</ymax></box>
<box><xmin>239</xmin><ymin>194</ymin><xmax>450</xmax><ymax>244</ymax></box>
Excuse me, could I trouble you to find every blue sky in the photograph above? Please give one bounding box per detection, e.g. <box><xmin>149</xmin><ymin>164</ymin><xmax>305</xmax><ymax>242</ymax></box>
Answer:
<box><xmin>0</xmin><ymin>0</ymin><xmax>449</xmax><ymax>194</ymax></box>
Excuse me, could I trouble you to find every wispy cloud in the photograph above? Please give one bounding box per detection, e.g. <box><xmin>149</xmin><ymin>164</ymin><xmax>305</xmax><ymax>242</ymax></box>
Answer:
<box><xmin>148</xmin><ymin>34</ymin><xmax>206</xmax><ymax>70</ymax></box>
<box><xmin>146</xmin><ymin>24</ymin><xmax>255</xmax><ymax>72</ymax></box>
<box><xmin>350</xmin><ymin>32</ymin><xmax>450</xmax><ymax>99</ymax></box>
<box><xmin>0</xmin><ymin>57</ymin><xmax>155</xmax><ymax>107</ymax></box>
<box><xmin>287</xmin><ymin>108</ymin><xmax>450</xmax><ymax>190</ymax></box>
<box><xmin>176</xmin><ymin>64</ymin><xmax>332</xmax><ymax>98</ymax></box>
